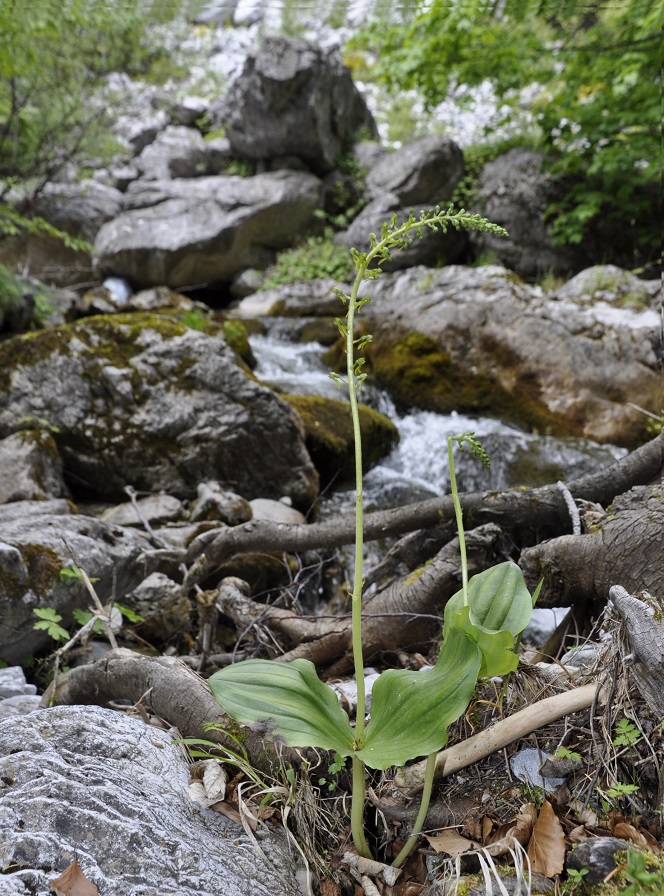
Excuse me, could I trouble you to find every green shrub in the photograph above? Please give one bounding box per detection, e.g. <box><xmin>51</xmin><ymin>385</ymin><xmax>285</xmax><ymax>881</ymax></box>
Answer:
<box><xmin>261</xmin><ymin>232</ymin><xmax>354</xmax><ymax>290</ymax></box>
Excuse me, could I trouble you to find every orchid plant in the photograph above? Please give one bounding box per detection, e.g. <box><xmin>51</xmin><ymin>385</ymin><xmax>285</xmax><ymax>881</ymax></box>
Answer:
<box><xmin>209</xmin><ymin>207</ymin><xmax>540</xmax><ymax>864</ymax></box>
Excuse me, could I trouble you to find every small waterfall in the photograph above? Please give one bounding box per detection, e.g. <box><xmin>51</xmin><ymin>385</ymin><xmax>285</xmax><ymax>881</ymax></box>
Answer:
<box><xmin>250</xmin><ymin>326</ymin><xmax>528</xmax><ymax>511</ymax></box>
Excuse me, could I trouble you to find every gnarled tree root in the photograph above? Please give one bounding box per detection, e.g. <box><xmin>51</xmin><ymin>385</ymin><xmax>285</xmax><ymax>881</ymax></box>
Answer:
<box><xmin>42</xmin><ymin>648</ymin><xmax>316</xmax><ymax>777</ymax></box>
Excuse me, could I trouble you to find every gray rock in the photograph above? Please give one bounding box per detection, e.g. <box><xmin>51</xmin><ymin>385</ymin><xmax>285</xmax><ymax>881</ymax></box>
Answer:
<box><xmin>0</xmin><ymin>705</ymin><xmax>302</xmax><ymax>896</ymax></box>
<box><xmin>0</xmin><ymin>665</ymin><xmax>37</xmax><ymax>697</ymax></box>
<box><xmin>554</xmin><ymin>264</ymin><xmax>662</xmax><ymax>306</ymax></box>
<box><xmin>566</xmin><ymin>837</ymin><xmax>631</xmax><ymax>886</ymax></box>
<box><xmin>509</xmin><ymin>748</ymin><xmax>566</xmax><ymax>792</ymax></box>
<box><xmin>190</xmin><ymin>482</ymin><xmax>253</xmax><ymax>525</ymax></box>
<box><xmin>0</xmin><ymin>182</ymin><xmax>123</xmax><ymax>287</ymax></box>
<box><xmin>101</xmin><ymin>493</ymin><xmax>184</xmax><ymax>527</ymax></box>
<box><xmin>135</xmin><ymin>125</ymin><xmax>223</xmax><ymax>180</ymax></box>
<box><xmin>108</xmin><ymin>163</ymin><xmax>140</xmax><ymax>191</ymax></box>
<box><xmin>522</xmin><ymin>608</ymin><xmax>569</xmax><ymax>648</ymax></box>
<box><xmin>0</xmin><ymin>694</ymin><xmax>42</xmax><ymax>719</ymax></box>
<box><xmin>19</xmin><ymin>279</ymin><xmax>83</xmax><ymax>327</ymax></box>
<box><xmin>471</xmin><ymin>147</ymin><xmax>584</xmax><ymax>280</ymax></box>
<box><xmin>0</xmin><ymin>512</ymin><xmax>151</xmax><ymax>663</ymax></box>
<box><xmin>339</xmin><ymin>195</ymin><xmax>468</xmax><ymax>270</ymax></box>
<box><xmin>192</xmin><ymin>0</ymin><xmax>237</xmax><ymax>24</ymax></box>
<box><xmin>0</xmin><ymin>498</ymin><xmax>72</xmax><ymax>524</ymax></box>
<box><xmin>169</xmin><ymin>95</ymin><xmax>209</xmax><ymax>127</ymax></box>
<box><xmin>94</xmin><ymin>170</ymin><xmax>322</xmax><ymax>288</ymax></box>
<box><xmin>32</xmin><ymin>179</ymin><xmax>124</xmax><ymax>244</ymax></box>
<box><xmin>121</xmin><ymin>572</ymin><xmax>190</xmax><ymax>640</ymax></box>
<box><xmin>361</xmin><ymin>264</ymin><xmax>660</xmax><ymax>447</ymax></box>
<box><xmin>230</xmin><ymin>267</ymin><xmax>265</xmax><ymax>298</ymax></box>
<box><xmin>123</xmin><ymin>109</ymin><xmax>170</xmax><ymax>154</ymax></box>
<box><xmin>250</xmin><ymin>498</ymin><xmax>305</xmax><ymax>525</ymax></box>
<box><xmin>0</xmin><ymin>430</ymin><xmax>68</xmax><ymax>503</ymax></box>
<box><xmin>365</xmin><ymin>134</ymin><xmax>464</xmax><ymax>206</ymax></box>
<box><xmin>453</xmin><ymin>431</ymin><xmax>627</xmax><ymax>493</ymax></box>
<box><xmin>214</xmin><ymin>34</ymin><xmax>377</xmax><ymax>175</ymax></box>
<box><xmin>0</xmin><ymin>314</ymin><xmax>319</xmax><ymax>508</ymax></box>
<box><xmin>232</xmin><ymin>277</ymin><xmax>342</xmax><ymax>318</ymax></box>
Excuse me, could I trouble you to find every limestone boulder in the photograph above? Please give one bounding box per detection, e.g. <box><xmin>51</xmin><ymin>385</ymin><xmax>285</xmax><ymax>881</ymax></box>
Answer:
<box><xmin>361</xmin><ymin>265</ymin><xmax>660</xmax><ymax>448</ymax></box>
<box><xmin>365</xmin><ymin>134</ymin><xmax>464</xmax><ymax>206</ymax></box>
<box><xmin>94</xmin><ymin>170</ymin><xmax>322</xmax><ymax>288</ymax></box>
<box><xmin>338</xmin><ymin>194</ymin><xmax>468</xmax><ymax>270</ymax></box>
<box><xmin>0</xmin><ymin>313</ymin><xmax>319</xmax><ymax>507</ymax></box>
<box><xmin>0</xmin><ymin>430</ymin><xmax>68</xmax><ymax>503</ymax></box>
<box><xmin>135</xmin><ymin>125</ymin><xmax>230</xmax><ymax>180</ymax></box>
<box><xmin>0</xmin><ymin>505</ymin><xmax>151</xmax><ymax>664</ymax></box>
<box><xmin>337</xmin><ymin>135</ymin><xmax>467</xmax><ymax>270</ymax></box>
<box><xmin>470</xmin><ymin>147</ymin><xmax>585</xmax><ymax>280</ymax></box>
<box><xmin>213</xmin><ymin>34</ymin><xmax>378</xmax><ymax>174</ymax></box>
<box><xmin>0</xmin><ymin>705</ymin><xmax>302</xmax><ymax>896</ymax></box>
<box><xmin>0</xmin><ymin>181</ymin><xmax>123</xmax><ymax>287</ymax></box>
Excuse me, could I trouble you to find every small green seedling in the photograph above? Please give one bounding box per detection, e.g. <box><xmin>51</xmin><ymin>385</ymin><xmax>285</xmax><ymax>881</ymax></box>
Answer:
<box><xmin>33</xmin><ymin>607</ymin><xmax>69</xmax><ymax>643</ymax></box>
<box><xmin>612</xmin><ymin>717</ymin><xmax>641</xmax><ymax>747</ymax></box>
<box><xmin>209</xmin><ymin>206</ymin><xmax>540</xmax><ymax>863</ymax></box>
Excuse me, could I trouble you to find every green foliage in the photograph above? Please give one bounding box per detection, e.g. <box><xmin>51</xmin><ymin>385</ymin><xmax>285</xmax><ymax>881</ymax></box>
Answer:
<box><xmin>351</xmin><ymin>0</ymin><xmax>661</xmax><ymax>256</ymax></box>
<box><xmin>260</xmin><ymin>232</ymin><xmax>354</xmax><ymax>290</ymax></box>
<box><xmin>0</xmin><ymin>262</ymin><xmax>23</xmax><ymax>315</ymax></box>
<box><xmin>0</xmin><ymin>0</ymin><xmax>184</xmax><ymax>235</ymax></box>
<box><xmin>32</xmin><ymin>607</ymin><xmax>69</xmax><ymax>643</ymax></box>
<box><xmin>224</xmin><ymin>159</ymin><xmax>256</xmax><ymax>177</ymax></box>
<box><xmin>59</xmin><ymin>563</ymin><xmax>98</xmax><ymax>584</ymax></box>
<box><xmin>210</xmin><ymin>206</ymin><xmax>539</xmax><ymax>864</ymax></box>
<box><xmin>621</xmin><ymin>849</ymin><xmax>664</xmax><ymax>896</ymax></box>
<box><xmin>612</xmin><ymin>717</ymin><xmax>641</xmax><ymax>748</ymax></box>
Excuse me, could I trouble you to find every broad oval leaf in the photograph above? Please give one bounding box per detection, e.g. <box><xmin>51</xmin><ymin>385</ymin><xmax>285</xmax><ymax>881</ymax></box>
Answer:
<box><xmin>444</xmin><ymin>561</ymin><xmax>533</xmax><ymax>636</ymax></box>
<box><xmin>209</xmin><ymin>658</ymin><xmax>355</xmax><ymax>756</ymax></box>
<box><xmin>355</xmin><ymin>627</ymin><xmax>481</xmax><ymax>770</ymax></box>
<box><xmin>450</xmin><ymin>605</ymin><xmax>520</xmax><ymax>677</ymax></box>
<box><xmin>467</xmin><ymin>561</ymin><xmax>533</xmax><ymax>634</ymax></box>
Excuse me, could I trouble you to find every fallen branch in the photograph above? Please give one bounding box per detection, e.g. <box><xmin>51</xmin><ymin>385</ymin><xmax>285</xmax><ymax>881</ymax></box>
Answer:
<box><xmin>216</xmin><ymin>524</ymin><xmax>503</xmax><ymax>671</ymax></box>
<box><xmin>394</xmin><ymin>682</ymin><xmax>600</xmax><ymax>792</ymax></box>
<box><xmin>182</xmin><ymin>433</ymin><xmax>663</xmax><ymax>589</ymax></box>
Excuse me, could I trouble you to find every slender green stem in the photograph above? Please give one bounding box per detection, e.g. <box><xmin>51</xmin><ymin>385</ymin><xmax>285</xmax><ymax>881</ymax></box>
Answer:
<box><xmin>347</xmin><ymin>263</ymin><xmax>367</xmax><ymax>742</ymax></box>
<box><xmin>391</xmin><ymin>752</ymin><xmax>442</xmax><ymax>869</ymax></box>
<box><xmin>447</xmin><ymin>437</ymin><xmax>469</xmax><ymax>605</ymax></box>
<box><xmin>351</xmin><ymin>755</ymin><xmax>372</xmax><ymax>858</ymax></box>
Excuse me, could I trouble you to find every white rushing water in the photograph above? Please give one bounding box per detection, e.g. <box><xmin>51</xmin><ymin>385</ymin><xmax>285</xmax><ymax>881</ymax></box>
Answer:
<box><xmin>249</xmin><ymin>328</ymin><xmax>534</xmax><ymax>510</ymax></box>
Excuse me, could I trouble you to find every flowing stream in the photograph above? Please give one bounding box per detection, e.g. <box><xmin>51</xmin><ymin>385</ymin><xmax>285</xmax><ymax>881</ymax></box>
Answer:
<box><xmin>248</xmin><ymin>324</ymin><xmax>622</xmax><ymax>518</ymax></box>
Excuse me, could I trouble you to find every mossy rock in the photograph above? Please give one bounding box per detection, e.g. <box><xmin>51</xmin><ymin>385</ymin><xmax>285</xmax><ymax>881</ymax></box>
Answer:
<box><xmin>286</xmin><ymin>393</ymin><xmax>399</xmax><ymax>486</ymax></box>
<box><xmin>0</xmin><ymin>311</ymin><xmax>319</xmax><ymax>506</ymax></box>
<box><xmin>368</xmin><ymin>330</ymin><xmax>496</xmax><ymax>413</ymax></box>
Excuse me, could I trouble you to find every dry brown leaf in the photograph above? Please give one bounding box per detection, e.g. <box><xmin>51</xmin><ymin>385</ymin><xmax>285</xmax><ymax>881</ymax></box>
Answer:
<box><xmin>485</xmin><ymin>802</ymin><xmax>538</xmax><ymax>857</ymax></box>
<box><xmin>612</xmin><ymin>821</ymin><xmax>651</xmax><ymax>851</ymax></box>
<box><xmin>527</xmin><ymin>800</ymin><xmax>566</xmax><ymax>877</ymax></box>
<box><xmin>568</xmin><ymin>825</ymin><xmax>588</xmax><ymax>844</ymax></box>
<box><xmin>481</xmin><ymin>815</ymin><xmax>494</xmax><ymax>842</ymax></box>
<box><xmin>424</xmin><ymin>829</ymin><xmax>481</xmax><ymax>859</ymax></box>
<box><xmin>51</xmin><ymin>859</ymin><xmax>99</xmax><ymax>896</ymax></box>
<box><xmin>209</xmin><ymin>800</ymin><xmax>244</xmax><ymax>825</ymax></box>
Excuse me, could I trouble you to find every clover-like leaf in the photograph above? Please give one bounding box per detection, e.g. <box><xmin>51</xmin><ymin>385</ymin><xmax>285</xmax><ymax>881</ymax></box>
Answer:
<box><xmin>355</xmin><ymin>626</ymin><xmax>481</xmax><ymax>770</ymax></box>
<box><xmin>209</xmin><ymin>659</ymin><xmax>355</xmax><ymax>756</ymax></box>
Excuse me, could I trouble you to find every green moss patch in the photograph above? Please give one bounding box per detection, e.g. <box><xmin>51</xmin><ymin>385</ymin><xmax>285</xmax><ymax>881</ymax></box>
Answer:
<box><xmin>368</xmin><ymin>330</ymin><xmax>496</xmax><ymax>414</ymax></box>
<box><xmin>286</xmin><ymin>393</ymin><xmax>398</xmax><ymax>486</ymax></box>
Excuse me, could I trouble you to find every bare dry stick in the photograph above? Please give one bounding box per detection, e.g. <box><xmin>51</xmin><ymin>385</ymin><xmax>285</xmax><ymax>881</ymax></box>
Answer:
<box><xmin>394</xmin><ymin>682</ymin><xmax>599</xmax><ymax>792</ymax></box>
